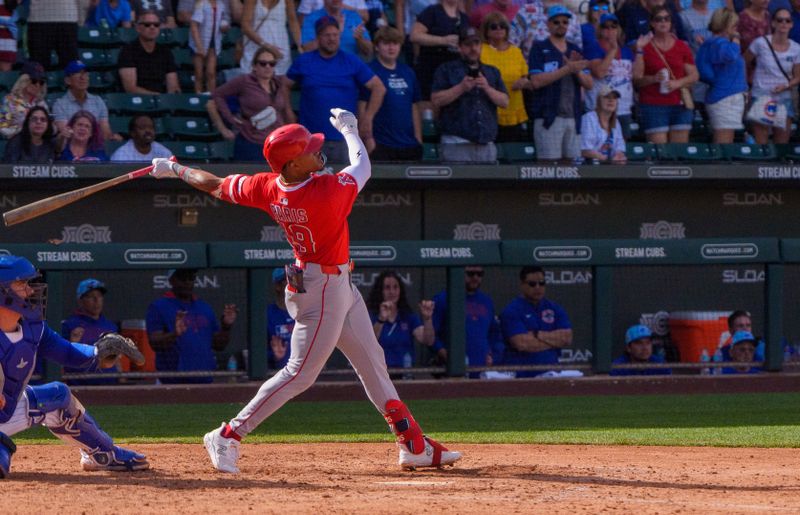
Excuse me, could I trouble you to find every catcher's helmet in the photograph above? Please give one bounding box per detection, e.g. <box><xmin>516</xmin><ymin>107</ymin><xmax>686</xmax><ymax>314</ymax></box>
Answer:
<box><xmin>262</xmin><ymin>123</ymin><xmax>325</xmax><ymax>172</ymax></box>
<box><xmin>0</xmin><ymin>255</ymin><xmax>47</xmax><ymax>320</ymax></box>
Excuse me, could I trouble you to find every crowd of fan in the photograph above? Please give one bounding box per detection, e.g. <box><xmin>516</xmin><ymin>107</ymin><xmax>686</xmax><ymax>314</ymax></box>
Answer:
<box><xmin>1</xmin><ymin>0</ymin><xmax>800</xmax><ymax>164</ymax></box>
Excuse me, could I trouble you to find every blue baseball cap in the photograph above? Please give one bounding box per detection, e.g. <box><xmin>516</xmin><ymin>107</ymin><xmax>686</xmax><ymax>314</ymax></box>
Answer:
<box><xmin>625</xmin><ymin>324</ymin><xmax>652</xmax><ymax>345</ymax></box>
<box><xmin>547</xmin><ymin>5</ymin><xmax>573</xmax><ymax>20</ymax></box>
<box><xmin>272</xmin><ymin>267</ymin><xmax>286</xmax><ymax>283</ymax></box>
<box><xmin>64</xmin><ymin>60</ymin><xmax>87</xmax><ymax>77</ymax></box>
<box><xmin>76</xmin><ymin>278</ymin><xmax>106</xmax><ymax>300</ymax></box>
<box><xmin>731</xmin><ymin>330</ymin><xmax>756</xmax><ymax>347</ymax></box>
<box><xmin>600</xmin><ymin>13</ymin><xmax>619</xmax><ymax>25</ymax></box>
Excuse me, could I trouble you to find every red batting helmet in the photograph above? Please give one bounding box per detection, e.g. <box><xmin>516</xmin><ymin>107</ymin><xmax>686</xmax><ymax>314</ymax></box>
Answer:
<box><xmin>262</xmin><ymin>124</ymin><xmax>325</xmax><ymax>172</ymax></box>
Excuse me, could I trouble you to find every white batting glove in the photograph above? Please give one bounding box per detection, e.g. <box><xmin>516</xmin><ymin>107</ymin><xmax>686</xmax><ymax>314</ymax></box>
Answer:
<box><xmin>150</xmin><ymin>157</ymin><xmax>179</xmax><ymax>179</ymax></box>
<box><xmin>329</xmin><ymin>108</ymin><xmax>358</xmax><ymax>136</ymax></box>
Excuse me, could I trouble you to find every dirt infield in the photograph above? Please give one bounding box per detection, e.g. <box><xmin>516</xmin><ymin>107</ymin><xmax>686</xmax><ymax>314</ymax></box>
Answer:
<box><xmin>4</xmin><ymin>443</ymin><xmax>798</xmax><ymax>514</ymax></box>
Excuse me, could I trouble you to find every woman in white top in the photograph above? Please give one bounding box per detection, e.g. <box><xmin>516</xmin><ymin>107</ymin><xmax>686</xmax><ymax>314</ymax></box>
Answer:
<box><xmin>240</xmin><ymin>0</ymin><xmax>303</xmax><ymax>75</ymax></box>
<box><xmin>189</xmin><ymin>0</ymin><xmax>231</xmax><ymax>93</ymax></box>
<box><xmin>744</xmin><ymin>8</ymin><xmax>800</xmax><ymax>144</ymax></box>
<box><xmin>581</xmin><ymin>86</ymin><xmax>626</xmax><ymax>163</ymax></box>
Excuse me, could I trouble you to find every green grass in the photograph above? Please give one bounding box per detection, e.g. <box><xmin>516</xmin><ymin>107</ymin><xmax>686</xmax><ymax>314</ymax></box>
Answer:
<box><xmin>15</xmin><ymin>393</ymin><xmax>800</xmax><ymax>448</ymax></box>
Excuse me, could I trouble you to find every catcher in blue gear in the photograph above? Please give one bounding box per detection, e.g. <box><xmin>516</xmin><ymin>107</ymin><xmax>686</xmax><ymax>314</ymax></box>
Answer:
<box><xmin>0</xmin><ymin>255</ymin><xmax>149</xmax><ymax>478</ymax></box>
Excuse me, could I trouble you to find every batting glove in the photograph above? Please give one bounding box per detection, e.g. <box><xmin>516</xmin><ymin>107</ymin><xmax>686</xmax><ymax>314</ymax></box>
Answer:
<box><xmin>150</xmin><ymin>157</ymin><xmax>179</xmax><ymax>179</ymax></box>
<box><xmin>329</xmin><ymin>108</ymin><xmax>358</xmax><ymax>136</ymax></box>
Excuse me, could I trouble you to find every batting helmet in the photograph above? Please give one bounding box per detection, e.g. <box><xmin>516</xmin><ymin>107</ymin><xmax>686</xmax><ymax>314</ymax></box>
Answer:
<box><xmin>0</xmin><ymin>255</ymin><xmax>47</xmax><ymax>320</ymax></box>
<box><xmin>262</xmin><ymin>124</ymin><xmax>325</xmax><ymax>172</ymax></box>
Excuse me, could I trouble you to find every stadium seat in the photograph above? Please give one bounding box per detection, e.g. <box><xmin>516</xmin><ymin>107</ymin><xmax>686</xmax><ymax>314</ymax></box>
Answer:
<box><xmin>208</xmin><ymin>140</ymin><xmax>235</xmax><ymax>162</ymax></box>
<box><xmin>109</xmin><ymin>115</ymin><xmax>168</xmax><ymax>137</ymax></box>
<box><xmin>45</xmin><ymin>92</ymin><xmax>62</xmax><ymax>108</ymax></box>
<box><xmin>158</xmin><ymin>93</ymin><xmax>210</xmax><ymax>115</ymax></box>
<box><xmin>718</xmin><ymin>143</ymin><xmax>768</xmax><ymax>161</ymax></box>
<box><xmin>217</xmin><ymin>48</ymin><xmax>237</xmax><ymax>70</ymax></box>
<box><xmin>0</xmin><ymin>71</ymin><xmax>20</xmax><ymax>93</ymax></box>
<box><xmin>78</xmin><ymin>26</ymin><xmax>121</xmax><ymax>48</ymax></box>
<box><xmin>497</xmin><ymin>142</ymin><xmax>535</xmax><ymax>163</ymax></box>
<box><xmin>222</xmin><ymin>27</ymin><xmax>242</xmax><ymax>49</ymax></box>
<box><xmin>177</xmin><ymin>71</ymin><xmax>197</xmax><ymax>92</ymax></box>
<box><xmin>77</xmin><ymin>48</ymin><xmax>113</xmax><ymax>70</ymax></box>
<box><xmin>104</xmin><ymin>140</ymin><xmax>125</xmax><ymax>157</ymax></box>
<box><xmin>104</xmin><ymin>93</ymin><xmax>163</xmax><ymax>115</ymax></box>
<box><xmin>656</xmin><ymin>143</ymin><xmax>717</xmax><ymax>161</ymax></box>
<box><xmin>167</xmin><ymin>116</ymin><xmax>219</xmax><ymax>141</ymax></box>
<box><xmin>771</xmin><ymin>143</ymin><xmax>800</xmax><ymax>161</ymax></box>
<box><xmin>172</xmin><ymin>48</ymin><xmax>194</xmax><ymax>70</ymax></box>
<box><xmin>106</xmin><ymin>47</ymin><xmax>120</xmax><ymax>64</ymax></box>
<box><xmin>117</xmin><ymin>27</ymin><xmax>138</xmax><ymax>44</ymax></box>
<box><xmin>626</xmin><ymin>142</ymin><xmax>656</xmax><ymax>161</ymax></box>
<box><xmin>88</xmin><ymin>71</ymin><xmax>116</xmax><ymax>93</ymax></box>
<box><xmin>46</xmin><ymin>71</ymin><xmax>65</xmax><ymax>92</ymax></box>
<box><xmin>422</xmin><ymin>143</ymin><xmax>438</xmax><ymax>161</ymax></box>
<box><xmin>158</xmin><ymin>27</ymin><xmax>189</xmax><ymax>47</ymax></box>
<box><xmin>163</xmin><ymin>140</ymin><xmax>211</xmax><ymax>161</ymax></box>
<box><xmin>422</xmin><ymin>119</ymin><xmax>438</xmax><ymax>142</ymax></box>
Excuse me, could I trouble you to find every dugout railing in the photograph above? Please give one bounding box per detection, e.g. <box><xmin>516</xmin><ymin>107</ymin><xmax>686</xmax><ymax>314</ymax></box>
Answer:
<box><xmin>0</xmin><ymin>238</ymin><xmax>793</xmax><ymax>381</ymax></box>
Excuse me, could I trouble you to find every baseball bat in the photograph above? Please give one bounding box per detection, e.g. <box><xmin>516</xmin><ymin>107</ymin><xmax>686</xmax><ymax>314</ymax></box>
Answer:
<box><xmin>3</xmin><ymin>163</ymin><xmax>154</xmax><ymax>227</ymax></box>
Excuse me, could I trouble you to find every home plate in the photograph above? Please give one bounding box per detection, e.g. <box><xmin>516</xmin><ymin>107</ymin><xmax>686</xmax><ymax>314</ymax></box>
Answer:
<box><xmin>376</xmin><ymin>481</ymin><xmax>452</xmax><ymax>486</ymax></box>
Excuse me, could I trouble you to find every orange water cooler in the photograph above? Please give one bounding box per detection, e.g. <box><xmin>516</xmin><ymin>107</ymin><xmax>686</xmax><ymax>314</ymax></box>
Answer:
<box><xmin>668</xmin><ymin>311</ymin><xmax>730</xmax><ymax>362</ymax></box>
<box><xmin>119</xmin><ymin>319</ymin><xmax>156</xmax><ymax>372</ymax></box>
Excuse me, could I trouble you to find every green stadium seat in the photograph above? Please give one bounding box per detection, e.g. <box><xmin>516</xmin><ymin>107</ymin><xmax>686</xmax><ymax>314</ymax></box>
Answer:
<box><xmin>78</xmin><ymin>26</ymin><xmax>121</xmax><ymax>48</ymax></box>
<box><xmin>158</xmin><ymin>93</ymin><xmax>210</xmax><ymax>115</ymax></box>
<box><xmin>172</xmin><ymin>48</ymin><xmax>194</xmax><ymax>70</ymax></box>
<box><xmin>46</xmin><ymin>71</ymin><xmax>65</xmax><ymax>92</ymax></box>
<box><xmin>718</xmin><ymin>143</ymin><xmax>768</xmax><ymax>161</ymax></box>
<box><xmin>656</xmin><ymin>143</ymin><xmax>717</xmax><ymax>161</ymax></box>
<box><xmin>87</xmin><ymin>71</ymin><xmax>116</xmax><ymax>93</ymax></box>
<box><xmin>163</xmin><ymin>140</ymin><xmax>211</xmax><ymax>161</ymax></box>
<box><xmin>626</xmin><ymin>142</ymin><xmax>656</xmax><ymax>161</ymax></box>
<box><xmin>498</xmin><ymin>142</ymin><xmax>535</xmax><ymax>163</ymax></box>
<box><xmin>117</xmin><ymin>27</ymin><xmax>138</xmax><ymax>44</ymax></box>
<box><xmin>208</xmin><ymin>140</ymin><xmax>235</xmax><ymax>161</ymax></box>
<box><xmin>104</xmin><ymin>139</ymin><xmax>125</xmax><ymax>157</ymax></box>
<box><xmin>109</xmin><ymin>115</ymin><xmax>168</xmax><ymax>137</ymax></box>
<box><xmin>167</xmin><ymin>116</ymin><xmax>219</xmax><ymax>140</ymax></box>
<box><xmin>217</xmin><ymin>48</ymin><xmax>237</xmax><ymax>70</ymax></box>
<box><xmin>107</xmin><ymin>47</ymin><xmax>121</xmax><ymax>64</ymax></box>
<box><xmin>0</xmin><ymin>71</ymin><xmax>20</xmax><ymax>92</ymax></box>
<box><xmin>157</xmin><ymin>27</ymin><xmax>189</xmax><ymax>47</ymax></box>
<box><xmin>222</xmin><ymin>27</ymin><xmax>242</xmax><ymax>49</ymax></box>
<box><xmin>78</xmin><ymin>48</ymin><xmax>113</xmax><ymax>70</ymax></box>
<box><xmin>422</xmin><ymin>143</ymin><xmax>438</xmax><ymax>161</ymax></box>
<box><xmin>771</xmin><ymin>143</ymin><xmax>800</xmax><ymax>161</ymax></box>
<box><xmin>104</xmin><ymin>93</ymin><xmax>163</xmax><ymax>114</ymax></box>
<box><xmin>45</xmin><ymin>92</ymin><xmax>62</xmax><ymax>108</ymax></box>
<box><xmin>177</xmin><ymin>70</ymin><xmax>197</xmax><ymax>92</ymax></box>
<box><xmin>422</xmin><ymin>119</ymin><xmax>438</xmax><ymax>142</ymax></box>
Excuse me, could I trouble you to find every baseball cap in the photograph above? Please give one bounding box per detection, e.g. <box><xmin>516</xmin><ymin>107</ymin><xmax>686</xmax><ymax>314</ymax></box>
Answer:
<box><xmin>459</xmin><ymin>26</ymin><xmax>481</xmax><ymax>44</ymax></box>
<box><xmin>600</xmin><ymin>13</ymin><xmax>619</xmax><ymax>25</ymax></box>
<box><xmin>598</xmin><ymin>85</ymin><xmax>621</xmax><ymax>98</ymax></box>
<box><xmin>22</xmin><ymin>60</ymin><xmax>46</xmax><ymax>81</ymax></box>
<box><xmin>76</xmin><ymin>278</ymin><xmax>107</xmax><ymax>300</ymax></box>
<box><xmin>272</xmin><ymin>267</ymin><xmax>286</xmax><ymax>283</ymax></box>
<box><xmin>315</xmin><ymin>15</ymin><xmax>339</xmax><ymax>35</ymax></box>
<box><xmin>731</xmin><ymin>330</ymin><xmax>757</xmax><ymax>347</ymax></box>
<box><xmin>625</xmin><ymin>324</ymin><xmax>652</xmax><ymax>345</ymax></box>
<box><xmin>64</xmin><ymin>60</ymin><xmax>87</xmax><ymax>77</ymax></box>
<box><xmin>589</xmin><ymin>0</ymin><xmax>611</xmax><ymax>7</ymax></box>
<box><xmin>547</xmin><ymin>5</ymin><xmax>573</xmax><ymax>21</ymax></box>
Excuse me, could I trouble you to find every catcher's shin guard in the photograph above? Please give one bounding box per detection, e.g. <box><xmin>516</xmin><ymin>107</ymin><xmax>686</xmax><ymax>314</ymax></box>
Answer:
<box><xmin>0</xmin><ymin>432</ymin><xmax>16</xmax><ymax>479</ymax></box>
<box><xmin>26</xmin><ymin>383</ymin><xmax>113</xmax><ymax>453</ymax></box>
<box><xmin>384</xmin><ymin>400</ymin><xmax>425</xmax><ymax>454</ymax></box>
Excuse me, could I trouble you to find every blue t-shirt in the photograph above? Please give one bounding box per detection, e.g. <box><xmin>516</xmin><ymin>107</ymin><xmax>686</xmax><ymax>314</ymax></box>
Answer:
<box><xmin>59</xmin><ymin>146</ymin><xmax>109</xmax><ymax>162</ymax></box>
<box><xmin>61</xmin><ymin>311</ymin><xmax>119</xmax><ymax>384</ymax></box>
<box><xmin>267</xmin><ymin>302</ymin><xmax>294</xmax><ymax>370</ymax></box>
<box><xmin>301</xmin><ymin>9</ymin><xmax>371</xmax><ymax>57</ymax></box>
<box><xmin>370</xmin><ymin>310</ymin><xmax>422</xmax><ymax>368</ymax></box>
<box><xmin>500</xmin><ymin>296</ymin><xmax>572</xmax><ymax>377</ymax></box>
<box><xmin>146</xmin><ymin>293</ymin><xmax>220</xmax><ymax>382</ymax></box>
<box><xmin>695</xmin><ymin>36</ymin><xmax>747</xmax><ymax>105</ymax></box>
<box><xmin>610</xmin><ymin>353</ymin><xmax>672</xmax><ymax>376</ymax></box>
<box><xmin>363</xmin><ymin>59</ymin><xmax>421</xmax><ymax>149</ymax></box>
<box><xmin>432</xmin><ymin>290</ymin><xmax>503</xmax><ymax>371</ymax></box>
<box><xmin>721</xmin><ymin>365</ymin><xmax>762</xmax><ymax>374</ymax></box>
<box><xmin>88</xmin><ymin>0</ymin><xmax>132</xmax><ymax>29</ymax></box>
<box><xmin>287</xmin><ymin>50</ymin><xmax>376</xmax><ymax>141</ymax></box>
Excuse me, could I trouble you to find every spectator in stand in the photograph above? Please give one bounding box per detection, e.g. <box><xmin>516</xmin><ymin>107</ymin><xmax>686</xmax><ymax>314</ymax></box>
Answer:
<box><xmin>510</xmin><ymin>0</ymin><xmax>584</xmax><ymax>63</ymax></box>
<box><xmin>695</xmin><ymin>8</ymin><xmax>747</xmax><ymax>143</ymax></box>
<box><xmin>297</xmin><ymin>0</ymin><xmax>368</xmax><ymax>25</ymax></box>
<box><xmin>131</xmin><ymin>0</ymin><xmax>177</xmax><ymax>27</ymax></box>
<box><xmin>500</xmin><ymin>266</ymin><xmax>573</xmax><ymax>378</ymax></box>
<box><xmin>680</xmin><ymin>0</ymin><xmax>713</xmax><ymax>109</ymax></box>
<box><xmin>470</xmin><ymin>0</ymin><xmax>520</xmax><ymax>28</ymax></box>
<box><xmin>431</xmin><ymin>26</ymin><xmax>509</xmax><ymax>162</ymax></box>
<box><xmin>26</xmin><ymin>0</ymin><xmax>81</xmax><ymax>69</ymax></box>
<box><xmin>110</xmin><ymin>114</ymin><xmax>173</xmax><ymax>161</ymax></box>
<box><xmin>610</xmin><ymin>324</ymin><xmax>672</xmax><ymax>376</ymax></box>
<box><xmin>58</xmin><ymin>110</ymin><xmax>108</xmax><ymax>162</ymax></box>
<box><xmin>266</xmin><ymin>268</ymin><xmax>293</xmax><ymax>370</ymax></box>
<box><xmin>744</xmin><ymin>8</ymin><xmax>800</xmax><ymax>143</ymax></box>
<box><xmin>2</xmin><ymin>106</ymin><xmax>63</xmax><ymax>163</ymax></box>
<box><xmin>189</xmin><ymin>0</ymin><xmax>230</xmax><ymax>94</ymax></box>
<box><xmin>286</xmin><ymin>16</ymin><xmax>385</xmax><ymax>162</ymax></box>
<box><xmin>480</xmin><ymin>12</ymin><xmax>531</xmax><ymax>142</ymax></box>
<box><xmin>737</xmin><ymin>0</ymin><xmax>770</xmax><ymax>52</ymax></box>
<box><xmin>0</xmin><ymin>61</ymin><xmax>48</xmax><ymax>139</ymax></box>
<box><xmin>87</xmin><ymin>0</ymin><xmax>134</xmax><ymax>29</ymax></box>
<box><xmin>239</xmin><ymin>0</ymin><xmax>302</xmax><ymax>76</ymax></box>
<box><xmin>617</xmin><ymin>0</ymin><xmax>687</xmax><ymax>47</ymax></box>
<box><xmin>720</xmin><ymin>330</ymin><xmax>762</xmax><ymax>374</ymax></box>
<box><xmin>213</xmin><ymin>47</ymin><xmax>295</xmax><ymax>161</ymax></box>
<box><xmin>363</xmin><ymin>0</ymin><xmax>388</xmax><ymax>38</ymax></box>
<box><xmin>633</xmin><ymin>7</ymin><xmax>698</xmax><ymax>143</ymax></box>
<box><xmin>581</xmin><ymin>85</ymin><xmax>627</xmax><ymax>162</ymax></box>
<box><xmin>720</xmin><ymin>309</ymin><xmax>766</xmax><ymax>361</ymax></box>
<box><xmin>394</xmin><ymin>0</ymin><xmax>437</xmax><ymax>43</ymax></box>
<box><xmin>431</xmin><ymin>266</ymin><xmax>504</xmax><ymax>378</ymax></box>
<box><xmin>789</xmin><ymin>0</ymin><xmax>800</xmax><ymax>45</ymax></box>
<box><xmin>581</xmin><ymin>0</ymin><xmax>612</xmax><ymax>56</ymax></box>
<box><xmin>367</xmin><ymin>270</ymin><xmax>436</xmax><ymax>376</ymax></box>
<box><xmin>586</xmin><ymin>12</ymin><xmax>636</xmax><ymax>138</ymax></box>
<box><xmin>359</xmin><ymin>26</ymin><xmax>423</xmax><ymax>160</ymax></box>
<box><xmin>529</xmin><ymin>6</ymin><xmax>593</xmax><ymax>162</ymax></box>
<box><xmin>62</xmin><ymin>279</ymin><xmax>120</xmax><ymax>385</ymax></box>
<box><xmin>410</xmin><ymin>0</ymin><xmax>469</xmax><ymax>106</ymax></box>
<box><xmin>53</xmin><ymin>60</ymin><xmax>121</xmax><ymax>143</ymax></box>
<box><xmin>0</xmin><ymin>1</ymin><xmax>20</xmax><ymax>72</ymax></box>
<box><xmin>179</xmin><ymin>0</ymin><xmax>243</xmax><ymax>26</ymax></box>
<box><xmin>146</xmin><ymin>268</ymin><xmax>237</xmax><ymax>384</ymax></box>
<box><xmin>118</xmin><ymin>10</ymin><xmax>181</xmax><ymax>94</ymax></box>
<box><xmin>301</xmin><ymin>0</ymin><xmax>373</xmax><ymax>59</ymax></box>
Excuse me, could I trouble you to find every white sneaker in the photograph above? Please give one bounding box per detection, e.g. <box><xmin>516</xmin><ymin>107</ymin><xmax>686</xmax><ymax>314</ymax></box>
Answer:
<box><xmin>398</xmin><ymin>437</ymin><xmax>462</xmax><ymax>470</ymax></box>
<box><xmin>204</xmin><ymin>423</ymin><xmax>240</xmax><ymax>474</ymax></box>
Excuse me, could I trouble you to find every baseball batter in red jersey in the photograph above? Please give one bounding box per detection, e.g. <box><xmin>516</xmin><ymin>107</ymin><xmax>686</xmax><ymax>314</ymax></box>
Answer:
<box><xmin>150</xmin><ymin>108</ymin><xmax>461</xmax><ymax>473</ymax></box>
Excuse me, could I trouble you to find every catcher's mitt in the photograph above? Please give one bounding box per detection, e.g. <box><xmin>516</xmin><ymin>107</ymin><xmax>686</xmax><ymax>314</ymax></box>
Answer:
<box><xmin>95</xmin><ymin>333</ymin><xmax>145</xmax><ymax>366</ymax></box>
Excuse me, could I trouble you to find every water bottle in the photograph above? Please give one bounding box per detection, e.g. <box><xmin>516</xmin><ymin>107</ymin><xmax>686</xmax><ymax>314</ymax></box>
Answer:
<box><xmin>700</xmin><ymin>349</ymin><xmax>711</xmax><ymax>375</ymax></box>
<box><xmin>402</xmin><ymin>352</ymin><xmax>413</xmax><ymax>380</ymax></box>
<box><xmin>226</xmin><ymin>354</ymin><xmax>238</xmax><ymax>383</ymax></box>
<box><xmin>712</xmin><ymin>347</ymin><xmax>723</xmax><ymax>375</ymax></box>
<box><xmin>784</xmin><ymin>342</ymin><xmax>793</xmax><ymax>363</ymax></box>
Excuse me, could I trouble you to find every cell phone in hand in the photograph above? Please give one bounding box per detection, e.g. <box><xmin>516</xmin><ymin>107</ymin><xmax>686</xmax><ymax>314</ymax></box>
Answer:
<box><xmin>467</xmin><ymin>67</ymin><xmax>480</xmax><ymax>78</ymax></box>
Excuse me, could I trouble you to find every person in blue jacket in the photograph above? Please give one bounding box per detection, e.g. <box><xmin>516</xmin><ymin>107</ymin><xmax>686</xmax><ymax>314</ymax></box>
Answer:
<box><xmin>611</xmin><ymin>324</ymin><xmax>672</xmax><ymax>376</ymax></box>
<box><xmin>0</xmin><ymin>255</ymin><xmax>148</xmax><ymax>478</ymax></box>
<box><xmin>721</xmin><ymin>331</ymin><xmax>762</xmax><ymax>374</ymax></box>
<box><xmin>267</xmin><ymin>268</ymin><xmax>293</xmax><ymax>370</ymax></box>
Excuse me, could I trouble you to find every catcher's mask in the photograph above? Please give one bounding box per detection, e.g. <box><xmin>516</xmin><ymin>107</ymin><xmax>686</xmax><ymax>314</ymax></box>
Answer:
<box><xmin>0</xmin><ymin>255</ymin><xmax>47</xmax><ymax>321</ymax></box>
